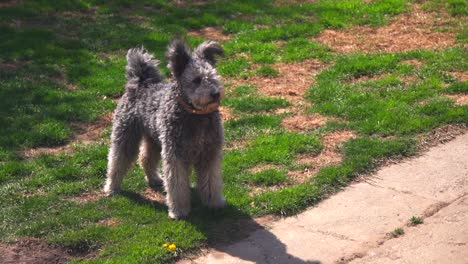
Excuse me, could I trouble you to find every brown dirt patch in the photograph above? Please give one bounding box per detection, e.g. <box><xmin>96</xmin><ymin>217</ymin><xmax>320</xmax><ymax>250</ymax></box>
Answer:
<box><xmin>401</xmin><ymin>75</ymin><xmax>422</xmax><ymax>84</ymax></box>
<box><xmin>321</xmin><ymin>130</ymin><xmax>357</xmax><ymax>151</ymax></box>
<box><xmin>188</xmin><ymin>27</ymin><xmax>231</xmax><ymax>42</ymax></box>
<box><xmin>447</xmin><ymin>71</ymin><xmax>468</xmax><ymax>82</ymax></box>
<box><xmin>22</xmin><ymin>112</ymin><xmax>113</xmax><ymax>159</ymax></box>
<box><xmin>224</xmin><ymin>139</ymin><xmax>249</xmax><ymax>152</ymax></box>
<box><xmin>314</xmin><ymin>5</ymin><xmax>457</xmax><ymax>53</ymax></box>
<box><xmin>349</xmin><ymin>73</ymin><xmax>392</xmax><ymax>84</ymax></box>
<box><xmin>273</xmin><ymin>107</ymin><xmax>298</xmax><ymax>115</ymax></box>
<box><xmin>70</xmin><ymin>191</ymin><xmax>105</xmax><ymax>204</ymax></box>
<box><xmin>282</xmin><ymin>113</ymin><xmax>327</xmax><ymax>133</ymax></box>
<box><xmin>418</xmin><ymin>124</ymin><xmax>467</xmax><ymax>150</ymax></box>
<box><xmin>171</xmin><ymin>0</ymin><xmax>216</xmax><ymax>7</ymax></box>
<box><xmin>349</xmin><ymin>73</ymin><xmax>421</xmax><ymax>86</ymax></box>
<box><xmin>64</xmin><ymin>82</ymin><xmax>79</xmax><ymax>91</ymax></box>
<box><xmin>247</xmin><ymin>164</ymin><xmax>283</xmax><ymax>174</ymax></box>
<box><xmin>291</xmin><ymin>131</ymin><xmax>357</xmax><ymax>183</ymax></box>
<box><xmin>0</xmin><ymin>61</ymin><xmax>26</xmax><ymax>71</ymax></box>
<box><xmin>0</xmin><ymin>238</ymin><xmax>75</xmax><ymax>264</ymax></box>
<box><xmin>73</xmin><ymin>112</ymin><xmax>113</xmax><ymax>143</ymax></box>
<box><xmin>98</xmin><ymin>218</ymin><xmax>120</xmax><ymax>227</ymax></box>
<box><xmin>445</xmin><ymin>94</ymin><xmax>468</xmax><ymax>106</ymax></box>
<box><xmin>22</xmin><ymin>189</ymin><xmax>47</xmax><ymax>199</ymax></box>
<box><xmin>0</xmin><ymin>0</ymin><xmax>21</xmax><ymax>8</ymax></box>
<box><xmin>219</xmin><ymin>106</ymin><xmax>236</xmax><ymax>122</ymax></box>
<box><xmin>22</xmin><ymin>145</ymin><xmax>71</xmax><ymax>159</ymax></box>
<box><xmin>248</xmin><ymin>184</ymin><xmax>289</xmax><ymax>198</ymax></box>
<box><xmin>286</xmin><ymin>169</ymin><xmax>316</xmax><ymax>185</ymax></box>
<box><xmin>231</xmin><ymin>59</ymin><xmax>327</xmax><ymax>105</ymax></box>
<box><xmin>143</xmin><ymin>188</ymin><xmax>166</xmax><ymax>204</ymax></box>
<box><xmin>401</xmin><ymin>59</ymin><xmax>425</xmax><ymax>69</ymax></box>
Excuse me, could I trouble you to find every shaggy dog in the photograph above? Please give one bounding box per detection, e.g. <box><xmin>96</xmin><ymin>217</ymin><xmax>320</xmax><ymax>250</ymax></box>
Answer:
<box><xmin>103</xmin><ymin>39</ymin><xmax>226</xmax><ymax>219</ymax></box>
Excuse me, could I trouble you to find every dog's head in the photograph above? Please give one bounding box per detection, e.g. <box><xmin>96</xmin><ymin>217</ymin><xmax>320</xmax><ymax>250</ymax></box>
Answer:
<box><xmin>167</xmin><ymin>39</ymin><xmax>224</xmax><ymax>113</ymax></box>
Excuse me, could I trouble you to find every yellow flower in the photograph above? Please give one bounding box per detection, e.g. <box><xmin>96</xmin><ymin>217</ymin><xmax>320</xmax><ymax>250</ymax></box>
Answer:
<box><xmin>162</xmin><ymin>243</ymin><xmax>168</xmax><ymax>248</ymax></box>
<box><xmin>168</xmin><ymin>244</ymin><xmax>177</xmax><ymax>251</ymax></box>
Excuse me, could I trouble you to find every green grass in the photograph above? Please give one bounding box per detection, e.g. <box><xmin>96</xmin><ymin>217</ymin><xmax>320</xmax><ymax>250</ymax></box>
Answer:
<box><xmin>223</xmin><ymin>84</ymin><xmax>290</xmax><ymax>113</ymax></box>
<box><xmin>243</xmin><ymin>169</ymin><xmax>288</xmax><ymax>186</ymax></box>
<box><xmin>255</xmin><ymin>65</ymin><xmax>280</xmax><ymax>77</ymax></box>
<box><xmin>224</xmin><ymin>115</ymin><xmax>283</xmax><ymax>142</ymax></box>
<box><xmin>422</xmin><ymin>0</ymin><xmax>468</xmax><ymax>16</ymax></box>
<box><xmin>0</xmin><ymin>0</ymin><xmax>418</xmax><ymax>152</ymax></box>
<box><xmin>223</xmin><ymin>97</ymin><xmax>290</xmax><ymax>113</ymax></box>
<box><xmin>389</xmin><ymin>227</ymin><xmax>405</xmax><ymax>238</ymax></box>
<box><xmin>446</xmin><ymin>82</ymin><xmax>468</xmax><ymax>94</ymax></box>
<box><xmin>229</xmin><ymin>84</ymin><xmax>257</xmax><ymax>97</ymax></box>
<box><xmin>219</xmin><ymin>57</ymin><xmax>251</xmax><ymax>77</ymax></box>
<box><xmin>409</xmin><ymin>216</ymin><xmax>424</xmax><ymax>225</ymax></box>
<box><xmin>0</xmin><ymin>0</ymin><xmax>467</xmax><ymax>263</ymax></box>
<box><xmin>282</xmin><ymin>38</ymin><xmax>332</xmax><ymax>62</ymax></box>
<box><xmin>308</xmin><ymin>49</ymin><xmax>468</xmax><ymax>136</ymax></box>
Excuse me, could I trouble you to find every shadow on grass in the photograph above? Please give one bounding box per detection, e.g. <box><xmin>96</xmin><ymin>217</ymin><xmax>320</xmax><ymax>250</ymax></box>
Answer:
<box><xmin>120</xmin><ymin>189</ymin><xmax>321</xmax><ymax>264</ymax></box>
<box><xmin>0</xmin><ymin>0</ymin><xmax>411</xmax><ymax>155</ymax></box>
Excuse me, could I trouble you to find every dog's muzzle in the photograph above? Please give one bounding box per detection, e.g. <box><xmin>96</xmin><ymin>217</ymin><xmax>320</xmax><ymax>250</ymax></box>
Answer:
<box><xmin>176</xmin><ymin>96</ymin><xmax>220</xmax><ymax>115</ymax></box>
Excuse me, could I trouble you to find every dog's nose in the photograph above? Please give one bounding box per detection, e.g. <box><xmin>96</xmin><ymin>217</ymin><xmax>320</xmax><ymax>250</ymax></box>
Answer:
<box><xmin>211</xmin><ymin>91</ymin><xmax>220</xmax><ymax>100</ymax></box>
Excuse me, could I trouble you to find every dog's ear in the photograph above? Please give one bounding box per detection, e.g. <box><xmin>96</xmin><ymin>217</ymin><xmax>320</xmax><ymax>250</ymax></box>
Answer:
<box><xmin>167</xmin><ymin>39</ymin><xmax>191</xmax><ymax>77</ymax></box>
<box><xmin>194</xmin><ymin>41</ymin><xmax>224</xmax><ymax>66</ymax></box>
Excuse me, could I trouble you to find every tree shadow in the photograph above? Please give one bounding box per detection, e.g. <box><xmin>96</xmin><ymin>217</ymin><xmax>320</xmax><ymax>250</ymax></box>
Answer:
<box><xmin>0</xmin><ymin>0</ymin><xmax>277</xmax><ymax>155</ymax></box>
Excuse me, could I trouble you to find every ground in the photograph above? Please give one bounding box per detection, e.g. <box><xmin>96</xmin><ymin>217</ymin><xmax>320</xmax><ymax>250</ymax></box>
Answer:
<box><xmin>183</xmin><ymin>133</ymin><xmax>468</xmax><ymax>263</ymax></box>
<box><xmin>0</xmin><ymin>0</ymin><xmax>467</xmax><ymax>263</ymax></box>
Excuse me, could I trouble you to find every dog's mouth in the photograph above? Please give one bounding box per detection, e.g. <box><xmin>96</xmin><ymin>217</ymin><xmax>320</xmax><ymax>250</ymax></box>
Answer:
<box><xmin>197</xmin><ymin>101</ymin><xmax>220</xmax><ymax>112</ymax></box>
<box><xmin>186</xmin><ymin>93</ymin><xmax>223</xmax><ymax>114</ymax></box>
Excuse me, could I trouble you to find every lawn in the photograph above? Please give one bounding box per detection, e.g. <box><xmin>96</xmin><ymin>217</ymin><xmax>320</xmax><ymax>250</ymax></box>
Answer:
<box><xmin>0</xmin><ymin>0</ymin><xmax>467</xmax><ymax>263</ymax></box>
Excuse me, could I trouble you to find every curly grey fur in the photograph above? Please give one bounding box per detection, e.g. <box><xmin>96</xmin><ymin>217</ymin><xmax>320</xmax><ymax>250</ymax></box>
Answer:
<box><xmin>194</xmin><ymin>40</ymin><xmax>224</xmax><ymax>66</ymax></box>
<box><xmin>104</xmin><ymin>40</ymin><xmax>226</xmax><ymax>219</ymax></box>
<box><xmin>126</xmin><ymin>47</ymin><xmax>162</xmax><ymax>83</ymax></box>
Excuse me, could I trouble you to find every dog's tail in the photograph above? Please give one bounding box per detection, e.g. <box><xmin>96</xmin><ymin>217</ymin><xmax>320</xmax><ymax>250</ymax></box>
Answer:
<box><xmin>126</xmin><ymin>47</ymin><xmax>163</xmax><ymax>84</ymax></box>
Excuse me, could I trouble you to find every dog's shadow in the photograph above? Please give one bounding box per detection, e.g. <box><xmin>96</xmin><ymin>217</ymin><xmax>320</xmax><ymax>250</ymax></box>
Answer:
<box><xmin>120</xmin><ymin>190</ymin><xmax>321</xmax><ymax>264</ymax></box>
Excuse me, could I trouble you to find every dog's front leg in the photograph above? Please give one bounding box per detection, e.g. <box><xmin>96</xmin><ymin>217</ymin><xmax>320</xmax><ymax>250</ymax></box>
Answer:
<box><xmin>162</xmin><ymin>156</ymin><xmax>191</xmax><ymax>219</ymax></box>
<box><xmin>195</xmin><ymin>149</ymin><xmax>227</xmax><ymax>209</ymax></box>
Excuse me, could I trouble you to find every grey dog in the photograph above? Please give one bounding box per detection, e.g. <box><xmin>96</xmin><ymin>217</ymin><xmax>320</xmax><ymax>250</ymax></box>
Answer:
<box><xmin>103</xmin><ymin>39</ymin><xmax>226</xmax><ymax>219</ymax></box>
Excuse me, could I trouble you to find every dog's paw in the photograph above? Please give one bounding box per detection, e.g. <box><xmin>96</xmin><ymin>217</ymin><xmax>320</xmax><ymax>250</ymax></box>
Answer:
<box><xmin>207</xmin><ymin>197</ymin><xmax>227</xmax><ymax>209</ymax></box>
<box><xmin>168</xmin><ymin>208</ymin><xmax>190</xmax><ymax>220</ymax></box>
<box><xmin>103</xmin><ymin>186</ymin><xmax>120</xmax><ymax>197</ymax></box>
<box><xmin>146</xmin><ymin>175</ymin><xmax>164</xmax><ymax>189</ymax></box>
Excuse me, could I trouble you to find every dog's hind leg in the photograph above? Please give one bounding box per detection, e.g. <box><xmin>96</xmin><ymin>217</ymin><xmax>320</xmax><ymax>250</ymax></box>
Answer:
<box><xmin>139</xmin><ymin>135</ymin><xmax>163</xmax><ymax>188</ymax></box>
<box><xmin>195</xmin><ymin>148</ymin><xmax>226</xmax><ymax>209</ymax></box>
<box><xmin>104</xmin><ymin>120</ymin><xmax>142</xmax><ymax>195</ymax></box>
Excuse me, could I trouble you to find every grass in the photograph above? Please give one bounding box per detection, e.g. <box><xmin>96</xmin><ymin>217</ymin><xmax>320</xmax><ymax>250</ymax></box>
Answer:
<box><xmin>255</xmin><ymin>65</ymin><xmax>280</xmax><ymax>77</ymax></box>
<box><xmin>446</xmin><ymin>82</ymin><xmax>468</xmax><ymax>94</ymax></box>
<box><xmin>224</xmin><ymin>114</ymin><xmax>283</xmax><ymax>142</ymax></box>
<box><xmin>308</xmin><ymin>49</ymin><xmax>467</xmax><ymax>136</ymax></box>
<box><xmin>223</xmin><ymin>97</ymin><xmax>290</xmax><ymax>113</ymax></box>
<box><xmin>246</xmin><ymin>169</ymin><xmax>288</xmax><ymax>186</ymax></box>
<box><xmin>409</xmin><ymin>216</ymin><xmax>424</xmax><ymax>225</ymax></box>
<box><xmin>282</xmin><ymin>38</ymin><xmax>332</xmax><ymax>62</ymax></box>
<box><xmin>422</xmin><ymin>0</ymin><xmax>468</xmax><ymax>16</ymax></box>
<box><xmin>389</xmin><ymin>227</ymin><xmax>405</xmax><ymax>238</ymax></box>
<box><xmin>0</xmin><ymin>0</ymin><xmax>466</xmax><ymax>263</ymax></box>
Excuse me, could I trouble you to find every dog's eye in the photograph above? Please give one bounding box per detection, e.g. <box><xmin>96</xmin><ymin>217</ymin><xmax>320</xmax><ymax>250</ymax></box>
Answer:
<box><xmin>192</xmin><ymin>77</ymin><xmax>202</xmax><ymax>85</ymax></box>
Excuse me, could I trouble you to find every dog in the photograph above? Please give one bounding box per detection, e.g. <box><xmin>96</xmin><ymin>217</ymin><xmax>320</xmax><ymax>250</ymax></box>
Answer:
<box><xmin>103</xmin><ymin>39</ymin><xmax>226</xmax><ymax>219</ymax></box>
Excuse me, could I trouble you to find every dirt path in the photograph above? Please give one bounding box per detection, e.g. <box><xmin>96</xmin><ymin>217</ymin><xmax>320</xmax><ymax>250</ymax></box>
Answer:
<box><xmin>180</xmin><ymin>132</ymin><xmax>468</xmax><ymax>264</ymax></box>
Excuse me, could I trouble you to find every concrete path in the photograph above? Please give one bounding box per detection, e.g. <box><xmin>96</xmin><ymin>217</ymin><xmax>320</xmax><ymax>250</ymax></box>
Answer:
<box><xmin>180</xmin><ymin>133</ymin><xmax>468</xmax><ymax>264</ymax></box>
